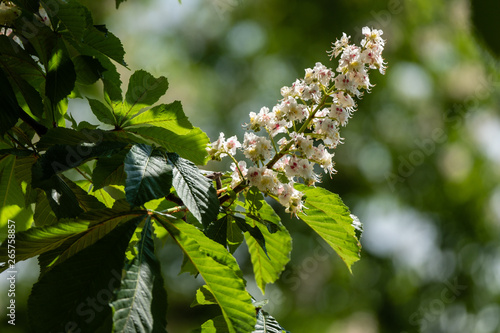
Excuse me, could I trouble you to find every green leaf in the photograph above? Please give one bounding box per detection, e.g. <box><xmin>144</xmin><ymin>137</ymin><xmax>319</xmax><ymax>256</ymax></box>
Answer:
<box><xmin>295</xmin><ymin>184</ymin><xmax>361</xmax><ymax>272</ymax></box>
<box><xmin>191</xmin><ymin>285</ymin><xmax>217</xmax><ymax>307</ymax></box>
<box><xmin>92</xmin><ymin>149</ymin><xmax>128</xmax><ymax>190</ymax></box>
<box><xmin>27</xmin><ymin>216</ymin><xmax>142</xmax><ymax>333</ymax></box>
<box><xmin>82</xmin><ymin>26</ymin><xmax>126</xmax><ymax>66</ymax></box>
<box><xmin>0</xmin><ymin>68</ymin><xmax>20</xmax><ymax>135</ymax></box>
<box><xmin>131</xmin><ymin>126</ymin><xmax>210</xmax><ymax>165</ymax></box>
<box><xmin>33</xmin><ymin>189</ymin><xmax>58</xmax><ymax>227</ymax></box>
<box><xmin>61</xmin><ymin>175</ymin><xmax>106</xmax><ymax>212</ymax></box>
<box><xmin>111</xmin><ymin>217</ymin><xmax>167</xmax><ymax>332</ymax></box>
<box><xmin>0</xmin><ymin>36</ymin><xmax>45</xmax><ymax>117</ymax></box>
<box><xmin>45</xmin><ymin>38</ymin><xmax>76</xmax><ymax>106</ymax></box>
<box><xmin>124</xmin><ymin>101</ymin><xmax>192</xmax><ymax>135</ymax></box>
<box><xmin>254</xmin><ymin>309</ymin><xmax>290</xmax><ymax>333</ymax></box>
<box><xmin>32</xmin><ymin>141</ymin><xmax>128</xmax><ymax>182</ymax></box>
<box><xmin>0</xmin><ymin>155</ymin><xmax>34</xmax><ymax>235</ymax></box>
<box><xmin>120</xmin><ymin>70</ymin><xmax>169</xmax><ymax>120</ymax></box>
<box><xmin>0</xmin><ymin>207</ymin><xmax>147</xmax><ymax>273</ymax></box>
<box><xmin>88</xmin><ymin>97</ymin><xmax>117</xmax><ymax>126</ymax></box>
<box><xmin>205</xmin><ymin>215</ymin><xmax>228</xmax><ymax>247</ymax></box>
<box><xmin>73</xmin><ymin>55</ymin><xmax>106</xmax><ymax>85</ymax></box>
<box><xmin>195</xmin><ymin>316</ymin><xmax>230</xmax><ymax>333</ymax></box>
<box><xmin>226</xmin><ymin>216</ymin><xmax>244</xmax><ymax>254</ymax></box>
<box><xmin>156</xmin><ymin>216</ymin><xmax>256</xmax><ymax>333</ymax></box>
<box><xmin>75</xmin><ymin>179</ymin><xmax>116</xmax><ymax>208</ymax></box>
<box><xmin>124</xmin><ymin>144</ymin><xmax>173</xmax><ymax>207</ymax></box>
<box><xmin>168</xmin><ymin>153</ymin><xmax>219</xmax><ymax>227</ymax></box>
<box><xmin>234</xmin><ymin>216</ymin><xmax>267</xmax><ymax>256</ymax></box>
<box><xmin>240</xmin><ymin>193</ymin><xmax>291</xmax><ymax>293</ymax></box>
<box><xmin>45</xmin><ymin>0</ymin><xmax>89</xmax><ymax>41</ymax></box>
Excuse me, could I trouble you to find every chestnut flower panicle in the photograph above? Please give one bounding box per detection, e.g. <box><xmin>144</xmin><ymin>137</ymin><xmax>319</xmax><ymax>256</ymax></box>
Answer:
<box><xmin>207</xmin><ymin>27</ymin><xmax>387</xmax><ymax>215</ymax></box>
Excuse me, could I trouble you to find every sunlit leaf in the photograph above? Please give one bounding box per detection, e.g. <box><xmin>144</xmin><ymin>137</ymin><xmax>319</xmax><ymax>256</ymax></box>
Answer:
<box><xmin>156</xmin><ymin>216</ymin><xmax>256</xmax><ymax>333</ymax></box>
<box><xmin>295</xmin><ymin>184</ymin><xmax>361</xmax><ymax>272</ymax></box>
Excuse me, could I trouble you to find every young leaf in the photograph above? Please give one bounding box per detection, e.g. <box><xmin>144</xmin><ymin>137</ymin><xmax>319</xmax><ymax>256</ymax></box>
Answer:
<box><xmin>124</xmin><ymin>144</ymin><xmax>173</xmax><ymax>207</ymax></box>
<box><xmin>27</xmin><ymin>216</ymin><xmax>142</xmax><ymax>333</ymax></box>
<box><xmin>122</xmin><ymin>70</ymin><xmax>169</xmax><ymax>119</ymax></box>
<box><xmin>111</xmin><ymin>217</ymin><xmax>167</xmax><ymax>332</ymax></box>
<box><xmin>156</xmin><ymin>216</ymin><xmax>256</xmax><ymax>333</ymax></box>
<box><xmin>168</xmin><ymin>153</ymin><xmax>219</xmax><ymax>227</ymax></box>
<box><xmin>124</xmin><ymin>101</ymin><xmax>192</xmax><ymax>135</ymax></box>
<box><xmin>88</xmin><ymin>98</ymin><xmax>117</xmax><ymax>126</ymax></box>
<box><xmin>131</xmin><ymin>126</ymin><xmax>209</xmax><ymax>165</ymax></box>
<box><xmin>295</xmin><ymin>184</ymin><xmax>361</xmax><ymax>272</ymax></box>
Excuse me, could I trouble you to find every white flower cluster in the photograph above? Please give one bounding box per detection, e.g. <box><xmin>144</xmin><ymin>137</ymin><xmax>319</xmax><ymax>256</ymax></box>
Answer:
<box><xmin>208</xmin><ymin>27</ymin><xmax>386</xmax><ymax>215</ymax></box>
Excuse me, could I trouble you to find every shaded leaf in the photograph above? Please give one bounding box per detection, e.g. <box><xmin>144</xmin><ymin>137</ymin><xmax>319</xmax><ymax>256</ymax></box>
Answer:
<box><xmin>111</xmin><ymin>217</ymin><xmax>167</xmax><ymax>332</ymax></box>
<box><xmin>131</xmin><ymin>126</ymin><xmax>209</xmax><ymax>165</ymax></box>
<box><xmin>27</xmin><ymin>216</ymin><xmax>142</xmax><ymax>333</ymax></box>
<box><xmin>124</xmin><ymin>144</ymin><xmax>173</xmax><ymax>207</ymax></box>
<box><xmin>191</xmin><ymin>285</ymin><xmax>217</xmax><ymax>307</ymax></box>
<box><xmin>0</xmin><ymin>68</ymin><xmax>20</xmax><ymax>135</ymax></box>
<box><xmin>92</xmin><ymin>149</ymin><xmax>128</xmax><ymax>190</ymax></box>
<box><xmin>121</xmin><ymin>70</ymin><xmax>169</xmax><ymax>120</ymax></box>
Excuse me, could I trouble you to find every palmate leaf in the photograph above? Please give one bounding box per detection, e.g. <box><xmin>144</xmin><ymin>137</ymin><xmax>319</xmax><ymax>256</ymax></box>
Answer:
<box><xmin>168</xmin><ymin>153</ymin><xmax>219</xmax><ymax>227</ymax></box>
<box><xmin>124</xmin><ymin>144</ymin><xmax>173</xmax><ymax>207</ymax></box>
<box><xmin>124</xmin><ymin>101</ymin><xmax>192</xmax><ymax>135</ymax></box>
<box><xmin>122</xmin><ymin>70</ymin><xmax>169</xmax><ymax>118</ymax></box>
<box><xmin>27</xmin><ymin>216</ymin><xmax>142</xmax><ymax>333</ymax></box>
<box><xmin>295</xmin><ymin>184</ymin><xmax>361</xmax><ymax>272</ymax></box>
<box><xmin>156</xmin><ymin>215</ymin><xmax>256</xmax><ymax>333</ymax></box>
<box><xmin>131</xmin><ymin>126</ymin><xmax>209</xmax><ymax>165</ymax></box>
<box><xmin>111</xmin><ymin>217</ymin><xmax>167</xmax><ymax>333</ymax></box>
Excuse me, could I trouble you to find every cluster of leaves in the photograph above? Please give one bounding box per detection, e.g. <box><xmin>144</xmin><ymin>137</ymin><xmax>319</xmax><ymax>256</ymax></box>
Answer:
<box><xmin>0</xmin><ymin>0</ymin><xmax>361</xmax><ymax>332</ymax></box>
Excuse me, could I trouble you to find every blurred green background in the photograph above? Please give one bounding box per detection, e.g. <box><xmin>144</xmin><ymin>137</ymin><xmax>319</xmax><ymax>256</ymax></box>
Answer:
<box><xmin>1</xmin><ymin>0</ymin><xmax>500</xmax><ymax>332</ymax></box>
